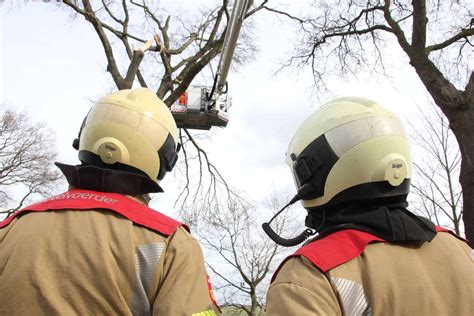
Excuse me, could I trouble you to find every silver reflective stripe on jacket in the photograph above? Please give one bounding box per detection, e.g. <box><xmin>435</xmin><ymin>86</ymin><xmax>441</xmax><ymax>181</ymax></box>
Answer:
<box><xmin>131</xmin><ymin>243</ymin><xmax>165</xmax><ymax>315</ymax></box>
<box><xmin>331</xmin><ymin>277</ymin><xmax>371</xmax><ymax>316</ymax></box>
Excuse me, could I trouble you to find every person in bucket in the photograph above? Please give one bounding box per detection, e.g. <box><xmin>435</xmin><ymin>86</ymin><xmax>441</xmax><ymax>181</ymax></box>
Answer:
<box><xmin>264</xmin><ymin>97</ymin><xmax>473</xmax><ymax>315</ymax></box>
<box><xmin>0</xmin><ymin>88</ymin><xmax>220</xmax><ymax>315</ymax></box>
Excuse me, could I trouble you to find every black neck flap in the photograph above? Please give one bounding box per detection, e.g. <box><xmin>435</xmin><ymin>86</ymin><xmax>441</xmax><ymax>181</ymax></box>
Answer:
<box><xmin>306</xmin><ymin>199</ymin><xmax>436</xmax><ymax>243</ymax></box>
<box><xmin>55</xmin><ymin>162</ymin><xmax>164</xmax><ymax>195</ymax></box>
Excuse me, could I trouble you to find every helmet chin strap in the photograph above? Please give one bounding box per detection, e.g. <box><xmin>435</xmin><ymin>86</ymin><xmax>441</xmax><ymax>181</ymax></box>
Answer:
<box><xmin>262</xmin><ymin>191</ymin><xmax>318</xmax><ymax>247</ymax></box>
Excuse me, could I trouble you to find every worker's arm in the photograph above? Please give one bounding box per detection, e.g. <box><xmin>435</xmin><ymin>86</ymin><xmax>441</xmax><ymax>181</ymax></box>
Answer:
<box><xmin>153</xmin><ymin>227</ymin><xmax>220</xmax><ymax>315</ymax></box>
<box><xmin>266</xmin><ymin>257</ymin><xmax>342</xmax><ymax>315</ymax></box>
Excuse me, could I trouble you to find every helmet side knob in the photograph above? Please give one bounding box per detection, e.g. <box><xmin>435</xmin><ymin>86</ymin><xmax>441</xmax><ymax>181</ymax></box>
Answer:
<box><xmin>373</xmin><ymin>154</ymin><xmax>408</xmax><ymax>186</ymax></box>
<box><xmin>93</xmin><ymin>137</ymin><xmax>130</xmax><ymax>165</ymax></box>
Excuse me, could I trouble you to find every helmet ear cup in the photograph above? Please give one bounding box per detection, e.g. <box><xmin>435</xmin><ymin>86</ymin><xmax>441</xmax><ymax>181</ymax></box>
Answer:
<box><xmin>72</xmin><ymin>138</ymin><xmax>80</xmax><ymax>150</ymax></box>
<box><xmin>373</xmin><ymin>154</ymin><xmax>408</xmax><ymax>186</ymax></box>
<box><xmin>72</xmin><ymin>109</ymin><xmax>92</xmax><ymax>151</ymax></box>
<box><xmin>157</xmin><ymin>133</ymin><xmax>179</xmax><ymax>180</ymax></box>
<box><xmin>297</xmin><ymin>183</ymin><xmax>317</xmax><ymax>200</ymax></box>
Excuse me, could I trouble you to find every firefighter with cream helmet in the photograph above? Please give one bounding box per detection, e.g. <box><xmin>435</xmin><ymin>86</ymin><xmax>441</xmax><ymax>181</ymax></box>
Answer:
<box><xmin>0</xmin><ymin>88</ymin><xmax>220</xmax><ymax>315</ymax></box>
<box><xmin>66</xmin><ymin>87</ymin><xmax>180</xmax><ymax>195</ymax></box>
<box><xmin>264</xmin><ymin>97</ymin><xmax>473</xmax><ymax>315</ymax></box>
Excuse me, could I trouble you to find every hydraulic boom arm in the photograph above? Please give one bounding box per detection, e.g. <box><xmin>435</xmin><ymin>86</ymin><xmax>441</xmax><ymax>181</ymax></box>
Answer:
<box><xmin>212</xmin><ymin>0</ymin><xmax>250</xmax><ymax>98</ymax></box>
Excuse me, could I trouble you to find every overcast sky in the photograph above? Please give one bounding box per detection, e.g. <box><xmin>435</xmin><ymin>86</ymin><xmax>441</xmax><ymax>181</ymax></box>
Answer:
<box><xmin>0</xmin><ymin>1</ymin><xmax>434</xmax><ymax>218</ymax></box>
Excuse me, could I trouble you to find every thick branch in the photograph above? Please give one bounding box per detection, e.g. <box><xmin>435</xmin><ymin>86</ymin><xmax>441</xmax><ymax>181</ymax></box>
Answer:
<box><xmin>164</xmin><ymin>41</ymin><xmax>223</xmax><ymax>106</ymax></box>
<box><xmin>168</xmin><ymin>34</ymin><xmax>198</xmax><ymax>55</ymax></box>
<box><xmin>382</xmin><ymin>0</ymin><xmax>411</xmax><ymax>53</ymax></box>
<box><xmin>426</xmin><ymin>28</ymin><xmax>474</xmax><ymax>54</ymax></box>
<box><xmin>245</xmin><ymin>0</ymin><xmax>269</xmax><ymax>18</ymax></box>
<box><xmin>122</xmin><ymin>50</ymin><xmax>145</xmax><ymax>89</ymax></box>
<box><xmin>318</xmin><ymin>24</ymin><xmax>394</xmax><ymax>42</ymax></box>
<box><xmin>208</xmin><ymin>0</ymin><xmax>228</xmax><ymax>43</ymax></box>
<box><xmin>411</xmin><ymin>0</ymin><xmax>427</xmax><ymax>52</ymax></box>
<box><xmin>63</xmin><ymin>0</ymin><xmax>145</xmax><ymax>43</ymax></box>
<box><xmin>64</xmin><ymin>0</ymin><xmax>126</xmax><ymax>88</ymax></box>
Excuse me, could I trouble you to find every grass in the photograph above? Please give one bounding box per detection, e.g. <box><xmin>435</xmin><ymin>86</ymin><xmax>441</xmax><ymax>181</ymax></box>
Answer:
<box><xmin>221</xmin><ymin>306</ymin><xmax>265</xmax><ymax>316</ymax></box>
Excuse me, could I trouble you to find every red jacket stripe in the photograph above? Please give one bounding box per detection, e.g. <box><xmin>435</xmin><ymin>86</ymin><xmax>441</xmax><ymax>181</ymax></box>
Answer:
<box><xmin>0</xmin><ymin>189</ymin><xmax>187</xmax><ymax>236</ymax></box>
<box><xmin>271</xmin><ymin>226</ymin><xmax>461</xmax><ymax>282</ymax></box>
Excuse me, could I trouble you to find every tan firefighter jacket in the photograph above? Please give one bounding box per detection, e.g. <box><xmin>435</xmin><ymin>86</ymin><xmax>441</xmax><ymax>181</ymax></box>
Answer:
<box><xmin>0</xmin><ymin>189</ymin><xmax>220</xmax><ymax>316</ymax></box>
<box><xmin>266</xmin><ymin>228</ymin><xmax>473</xmax><ymax>315</ymax></box>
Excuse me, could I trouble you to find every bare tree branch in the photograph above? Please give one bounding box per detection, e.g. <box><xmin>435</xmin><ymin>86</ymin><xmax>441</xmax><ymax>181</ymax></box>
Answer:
<box><xmin>410</xmin><ymin>104</ymin><xmax>463</xmax><ymax>234</ymax></box>
<box><xmin>0</xmin><ymin>107</ymin><xmax>62</xmax><ymax>219</ymax></box>
<box><xmin>194</xmin><ymin>191</ymin><xmax>295</xmax><ymax>315</ymax></box>
<box><xmin>426</xmin><ymin>28</ymin><xmax>474</xmax><ymax>53</ymax></box>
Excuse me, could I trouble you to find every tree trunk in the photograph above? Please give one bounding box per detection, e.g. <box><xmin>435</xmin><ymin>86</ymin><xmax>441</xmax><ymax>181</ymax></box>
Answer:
<box><xmin>453</xmin><ymin>126</ymin><xmax>474</xmax><ymax>244</ymax></box>
<box><xmin>249</xmin><ymin>288</ymin><xmax>259</xmax><ymax>316</ymax></box>
<box><xmin>410</xmin><ymin>53</ymin><xmax>474</xmax><ymax>246</ymax></box>
<box><xmin>450</xmin><ymin>99</ymin><xmax>474</xmax><ymax>246</ymax></box>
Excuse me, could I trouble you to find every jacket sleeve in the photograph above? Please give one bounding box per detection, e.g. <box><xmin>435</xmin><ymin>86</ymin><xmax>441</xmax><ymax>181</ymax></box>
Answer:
<box><xmin>153</xmin><ymin>227</ymin><xmax>220</xmax><ymax>315</ymax></box>
<box><xmin>266</xmin><ymin>257</ymin><xmax>342</xmax><ymax>316</ymax></box>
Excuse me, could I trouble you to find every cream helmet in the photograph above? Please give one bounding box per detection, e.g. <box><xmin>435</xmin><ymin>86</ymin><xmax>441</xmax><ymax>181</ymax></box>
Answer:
<box><xmin>286</xmin><ymin>96</ymin><xmax>411</xmax><ymax>209</ymax></box>
<box><xmin>71</xmin><ymin>88</ymin><xmax>179</xmax><ymax>191</ymax></box>
<box><xmin>262</xmin><ymin>97</ymin><xmax>412</xmax><ymax>246</ymax></box>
